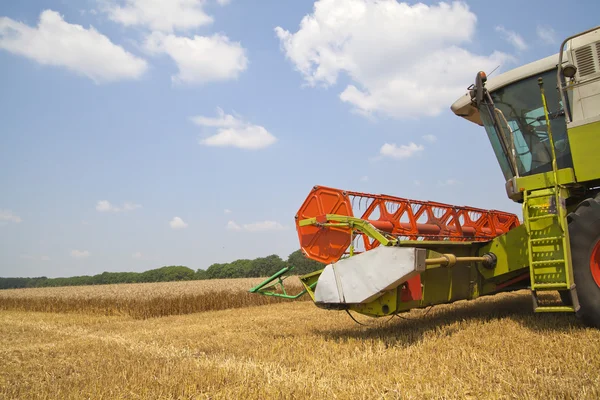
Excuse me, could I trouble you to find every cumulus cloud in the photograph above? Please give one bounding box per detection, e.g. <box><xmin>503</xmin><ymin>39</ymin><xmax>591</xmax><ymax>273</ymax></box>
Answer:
<box><xmin>170</xmin><ymin>216</ymin><xmax>188</xmax><ymax>229</ymax></box>
<box><xmin>0</xmin><ymin>10</ymin><xmax>147</xmax><ymax>83</ymax></box>
<box><xmin>192</xmin><ymin>108</ymin><xmax>277</xmax><ymax>150</ymax></box>
<box><xmin>422</xmin><ymin>134</ymin><xmax>437</xmax><ymax>143</ymax></box>
<box><xmin>275</xmin><ymin>0</ymin><xmax>511</xmax><ymax>118</ymax></box>
<box><xmin>96</xmin><ymin>200</ymin><xmax>141</xmax><ymax>212</ymax></box>
<box><xmin>226</xmin><ymin>220</ymin><xmax>242</xmax><ymax>231</ymax></box>
<box><xmin>227</xmin><ymin>220</ymin><xmax>287</xmax><ymax>232</ymax></box>
<box><xmin>144</xmin><ymin>32</ymin><xmax>247</xmax><ymax>84</ymax></box>
<box><xmin>380</xmin><ymin>142</ymin><xmax>424</xmax><ymax>159</ymax></box>
<box><xmin>132</xmin><ymin>252</ymin><xmax>142</xmax><ymax>259</ymax></box>
<box><xmin>536</xmin><ymin>25</ymin><xmax>557</xmax><ymax>45</ymax></box>
<box><xmin>0</xmin><ymin>209</ymin><xmax>22</xmax><ymax>223</ymax></box>
<box><xmin>495</xmin><ymin>25</ymin><xmax>528</xmax><ymax>51</ymax></box>
<box><xmin>217</xmin><ymin>0</ymin><xmax>231</xmax><ymax>5</ymax></box>
<box><xmin>71</xmin><ymin>249</ymin><xmax>90</xmax><ymax>259</ymax></box>
<box><xmin>104</xmin><ymin>0</ymin><xmax>213</xmax><ymax>32</ymax></box>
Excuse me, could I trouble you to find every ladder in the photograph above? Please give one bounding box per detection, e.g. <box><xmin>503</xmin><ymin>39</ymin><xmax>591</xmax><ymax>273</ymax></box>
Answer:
<box><xmin>523</xmin><ymin>187</ymin><xmax>579</xmax><ymax>313</ymax></box>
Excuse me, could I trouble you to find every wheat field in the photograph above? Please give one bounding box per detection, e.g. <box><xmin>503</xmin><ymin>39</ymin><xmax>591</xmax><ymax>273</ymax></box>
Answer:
<box><xmin>1</xmin><ymin>280</ymin><xmax>600</xmax><ymax>399</ymax></box>
<box><xmin>0</xmin><ymin>278</ymin><xmax>306</xmax><ymax>319</ymax></box>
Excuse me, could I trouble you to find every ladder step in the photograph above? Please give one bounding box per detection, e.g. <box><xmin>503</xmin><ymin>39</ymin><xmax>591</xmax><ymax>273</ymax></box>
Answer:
<box><xmin>530</xmin><ymin>237</ymin><xmax>563</xmax><ymax>243</ymax></box>
<box><xmin>534</xmin><ymin>306</ymin><xmax>577</xmax><ymax>313</ymax></box>
<box><xmin>532</xmin><ymin>282</ymin><xmax>570</xmax><ymax>290</ymax></box>
<box><xmin>531</xmin><ymin>290</ymin><xmax>577</xmax><ymax>313</ymax></box>
<box><xmin>526</xmin><ymin>191</ymin><xmax>556</xmax><ymax>199</ymax></box>
<box><xmin>528</xmin><ymin>214</ymin><xmax>556</xmax><ymax>221</ymax></box>
<box><xmin>531</xmin><ymin>259</ymin><xmax>565</xmax><ymax>266</ymax></box>
<box><xmin>528</xmin><ymin>204</ymin><xmax>551</xmax><ymax>210</ymax></box>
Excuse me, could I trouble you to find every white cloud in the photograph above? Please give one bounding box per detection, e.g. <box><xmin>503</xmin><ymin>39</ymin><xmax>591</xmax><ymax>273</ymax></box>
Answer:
<box><xmin>0</xmin><ymin>10</ymin><xmax>147</xmax><ymax>83</ymax></box>
<box><xmin>96</xmin><ymin>200</ymin><xmax>141</xmax><ymax>212</ymax></box>
<box><xmin>224</xmin><ymin>209</ymin><xmax>232</xmax><ymax>214</ymax></box>
<box><xmin>104</xmin><ymin>0</ymin><xmax>213</xmax><ymax>32</ymax></box>
<box><xmin>495</xmin><ymin>25</ymin><xmax>528</xmax><ymax>51</ymax></box>
<box><xmin>380</xmin><ymin>142</ymin><xmax>424</xmax><ymax>159</ymax></box>
<box><xmin>132</xmin><ymin>252</ymin><xmax>142</xmax><ymax>259</ymax></box>
<box><xmin>144</xmin><ymin>32</ymin><xmax>248</xmax><ymax>84</ymax></box>
<box><xmin>414</xmin><ymin>180</ymin><xmax>421</xmax><ymax>186</ymax></box>
<box><xmin>40</xmin><ymin>255</ymin><xmax>51</xmax><ymax>261</ymax></box>
<box><xmin>170</xmin><ymin>216</ymin><xmax>188</xmax><ymax>229</ymax></box>
<box><xmin>275</xmin><ymin>0</ymin><xmax>511</xmax><ymax>118</ymax></box>
<box><xmin>193</xmin><ymin>108</ymin><xmax>277</xmax><ymax>150</ymax></box>
<box><xmin>360</xmin><ymin>176</ymin><xmax>368</xmax><ymax>182</ymax></box>
<box><xmin>71</xmin><ymin>249</ymin><xmax>90</xmax><ymax>259</ymax></box>
<box><xmin>96</xmin><ymin>200</ymin><xmax>112</xmax><ymax>212</ymax></box>
<box><xmin>217</xmin><ymin>0</ymin><xmax>231</xmax><ymax>5</ymax></box>
<box><xmin>200</xmin><ymin>125</ymin><xmax>276</xmax><ymax>150</ymax></box>
<box><xmin>227</xmin><ymin>220</ymin><xmax>287</xmax><ymax>232</ymax></box>
<box><xmin>226</xmin><ymin>220</ymin><xmax>242</xmax><ymax>231</ymax></box>
<box><xmin>536</xmin><ymin>25</ymin><xmax>557</xmax><ymax>45</ymax></box>
<box><xmin>0</xmin><ymin>209</ymin><xmax>22</xmax><ymax>223</ymax></box>
<box><xmin>422</xmin><ymin>134</ymin><xmax>437</xmax><ymax>143</ymax></box>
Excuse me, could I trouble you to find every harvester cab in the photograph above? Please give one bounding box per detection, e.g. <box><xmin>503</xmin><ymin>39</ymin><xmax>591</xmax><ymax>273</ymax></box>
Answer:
<box><xmin>250</xmin><ymin>26</ymin><xmax>600</xmax><ymax>328</ymax></box>
<box><xmin>452</xmin><ymin>26</ymin><xmax>600</xmax><ymax>201</ymax></box>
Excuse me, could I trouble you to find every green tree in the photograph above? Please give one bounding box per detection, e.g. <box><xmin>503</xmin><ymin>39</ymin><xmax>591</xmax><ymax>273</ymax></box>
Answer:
<box><xmin>287</xmin><ymin>250</ymin><xmax>325</xmax><ymax>275</ymax></box>
<box><xmin>195</xmin><ymin>269</ymin><xmax>208</xmax><ymax>280</ymax></box>
<box><xmin>248</xmin><ymin>255</ymin><xmax>287</xmax><ymax>277</ymax></box>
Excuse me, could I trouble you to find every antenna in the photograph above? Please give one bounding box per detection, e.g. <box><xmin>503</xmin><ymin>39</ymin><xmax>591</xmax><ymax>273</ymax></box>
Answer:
<box><xmin>487</xmin><ymin>65</ymin><xmax>501</xmax><ymax>78</ymax></box>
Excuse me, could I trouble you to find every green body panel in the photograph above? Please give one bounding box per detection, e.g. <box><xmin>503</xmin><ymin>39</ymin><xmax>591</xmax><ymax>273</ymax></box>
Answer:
<box><xmin>569</xmin><ymin>120</ymin><xmax>600</xmax><ymax>183</ymax></box>
<box><xmin>351</xmin><ymin>290</ymin><xmax>398</xmax><ymax>316</ymax></box>
<box><xmin>515</xmin><ymin>168</ymin><xmax>575</xmax><ymax>191</ymax></box>
<box><xmin>477</xmin><ymin>225</ymin><xmax>529</xmax><ymax>281</ymax></box>
<box><xmin>419</xmin><ymin>264</ymin><xmax>472</xmax><ymax>306</ymax></box>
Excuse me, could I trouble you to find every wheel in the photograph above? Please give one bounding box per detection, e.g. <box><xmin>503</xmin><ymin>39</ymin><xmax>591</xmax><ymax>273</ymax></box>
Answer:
<box><xmin>568</xmin><ymin>194</ymin><xmax>600</xmax><ymax>327</ymax></box>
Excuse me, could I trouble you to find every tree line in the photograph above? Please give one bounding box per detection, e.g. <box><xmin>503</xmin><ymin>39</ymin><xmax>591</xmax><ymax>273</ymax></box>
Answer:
<box><xmin>0</xmin><ymin>250</ymin><xmax>324</xmax><ymax>290</ymax></box>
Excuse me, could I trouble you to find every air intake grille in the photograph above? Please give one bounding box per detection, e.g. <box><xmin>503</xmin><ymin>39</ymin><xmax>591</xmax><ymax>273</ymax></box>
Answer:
<box><xmin>575</xmin><ymin>45</ymin><xmax>596</xmax><ymax>77</ymax></box>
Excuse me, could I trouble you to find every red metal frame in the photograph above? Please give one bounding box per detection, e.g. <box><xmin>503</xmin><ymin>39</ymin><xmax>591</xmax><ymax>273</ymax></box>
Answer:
<box><xmin>296</xmin><ymin>186</ymin><xmax>520</xmax><ymax>264</ymax></box>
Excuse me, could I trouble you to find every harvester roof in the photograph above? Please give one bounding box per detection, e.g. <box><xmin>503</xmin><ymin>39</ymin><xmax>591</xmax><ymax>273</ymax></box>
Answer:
<box><xmin>450</xmin><ymin>54</ymin><xmax>559</xmax><ymax>126</ymax></box>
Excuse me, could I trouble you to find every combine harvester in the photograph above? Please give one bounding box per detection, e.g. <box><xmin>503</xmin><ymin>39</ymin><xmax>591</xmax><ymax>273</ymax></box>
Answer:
<box><xmin>251</xmin><ymin>27</ymin><xmax>600</xmax><ymax>327</ymax></box>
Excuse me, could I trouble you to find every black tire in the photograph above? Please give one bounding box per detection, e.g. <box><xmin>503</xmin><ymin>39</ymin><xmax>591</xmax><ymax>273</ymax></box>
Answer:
<box><xmin>568</xmin><ymin>194</ymin><xmax>600</xmax><ymax>328</ymax></box>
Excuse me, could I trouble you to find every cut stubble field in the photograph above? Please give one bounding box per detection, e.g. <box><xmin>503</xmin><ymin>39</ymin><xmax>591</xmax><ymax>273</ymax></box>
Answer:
<box><xmin>1</xmin><ymin>279</ymin><xmax>600</xmax><ymax>399</ymax></box>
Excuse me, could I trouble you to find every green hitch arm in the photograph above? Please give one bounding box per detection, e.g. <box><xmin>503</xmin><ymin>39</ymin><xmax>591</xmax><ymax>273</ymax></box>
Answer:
<box><xmin>248</xmin><ymin>266</ymin><xmax>314</xmax><ymax>300</ymax></box>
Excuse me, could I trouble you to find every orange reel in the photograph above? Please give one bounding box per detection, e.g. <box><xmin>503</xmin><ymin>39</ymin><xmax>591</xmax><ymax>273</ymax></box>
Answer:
<box><xmin>295</xmin><ymin>186</ymin><xmax>520</xmax><ymax>264</ymax></box>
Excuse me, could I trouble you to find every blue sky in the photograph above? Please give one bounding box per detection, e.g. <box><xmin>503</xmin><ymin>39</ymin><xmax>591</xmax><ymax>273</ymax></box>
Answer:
<box><xmin>1</xmin><ymin>0</ymin><xmax>598</xmax><ymax>278</ymax></box>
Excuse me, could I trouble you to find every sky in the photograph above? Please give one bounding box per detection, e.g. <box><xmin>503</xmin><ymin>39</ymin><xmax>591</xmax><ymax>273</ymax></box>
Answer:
<box><xmin>1</xmin><ymin>0</ymin><xmax>598</xmax><ymax>278</ymax></box>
